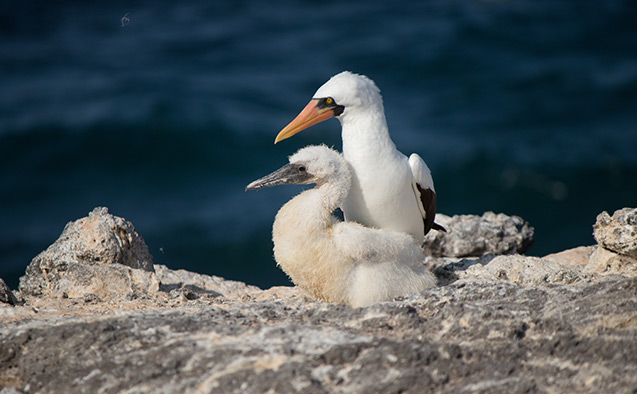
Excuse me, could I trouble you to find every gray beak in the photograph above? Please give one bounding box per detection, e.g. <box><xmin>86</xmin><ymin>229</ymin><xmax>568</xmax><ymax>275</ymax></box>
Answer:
<box><xmin>245</xmin><ymin>163</ymin><xmax>313</xmax><ymax>191</ymax></box>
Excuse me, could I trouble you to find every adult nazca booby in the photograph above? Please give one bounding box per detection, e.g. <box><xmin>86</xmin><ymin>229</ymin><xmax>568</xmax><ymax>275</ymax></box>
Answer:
<box><xmin>275</xmin><ymin>71</ymin><xmax>445</xmax><ymax>243</ymax></box>
<box><xmin>246</xmin><ymin>145</ymin><xmax>436</xmax><ymax>307</ymax></box>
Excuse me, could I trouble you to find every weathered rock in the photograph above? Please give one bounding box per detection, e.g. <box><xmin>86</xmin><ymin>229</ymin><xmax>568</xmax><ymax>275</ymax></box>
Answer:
<box><xmin>154</xmin><ymin>264</ymin><xmax>263</xmax><ymax>301</ymax></box>
<box><xmin>434</xmin><ymin>254</ymin><xmax>583</xmax><ymax>286</ymax></box>
<box><xmin>585</xmin><ymin>246</ymin><xmax>637</xmax><ymax>277</ymax></box>
<box><xmin>423</xmin><ymin>212</ymin><xmax>534</xmax><ymax>257</ymax></box>
<box><xmin>19</xmin><ymin>257</ymin><xmax>159</xmax><ymax>301</ymax></box>
<box><xmin>0</xmin><ymin>278</ymin><xmax>635</xmax><ymax>393</ymax></box>
<box><xmin>543</xmin><ymin>245</ymin><xmax>594</xmax><ymax>268</ymax></box>
<box><xmin>19</xmin><ymin>207</ymin><xmax>157</xmax><ymax>300</ymax></box>
<box><xmin>16</xmin><ymin>208</ymin><xmax>267</xmax><ymax>305</ymax></box>
<box><xmin>2</xmin><ymin>207</ymin><xmax>637</xmax><ymax>393</ymax></box>
<box><xmin>593</xmin><ymin>208</ymin><xmax>637</xmax><ymax>258</ymax></box>
<box><xmin>544</xmin><ymin>245</ymin><xmax>637</xmax><ymax>279</ymax></box>
<box><xmin>0</xmin><ymin>278</ymin><xmax>18</xmax><ymax>306</ymax></box>
<box><xmin>543</xmin><ymin>208</ymin><xmax>637</xmax><ymax>279</ymax></box>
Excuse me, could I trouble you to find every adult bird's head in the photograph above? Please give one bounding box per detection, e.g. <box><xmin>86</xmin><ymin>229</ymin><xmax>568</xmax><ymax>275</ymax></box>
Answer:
<box><xmin>274</xmin><ymin>71</ymin><xmax>384</xmax><ymax>144</ymax></box>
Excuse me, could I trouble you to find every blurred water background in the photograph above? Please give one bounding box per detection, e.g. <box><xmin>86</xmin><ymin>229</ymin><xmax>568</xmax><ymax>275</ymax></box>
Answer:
<box><xmin>1</xmin><ymin>0</ymin><xmax>636</xmax><ymax>290</ymax></box>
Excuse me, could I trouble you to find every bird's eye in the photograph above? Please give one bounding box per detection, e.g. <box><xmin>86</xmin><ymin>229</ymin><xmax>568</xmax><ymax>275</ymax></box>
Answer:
<box><xmin>298</xmin><ymin>165</ymin><xmax>306</xmax><ymax>172</ymax></box>
<box><xmin>317</xmin><ymin>97</ymin><xmax>339</xmax><ymax>110</ymax></box>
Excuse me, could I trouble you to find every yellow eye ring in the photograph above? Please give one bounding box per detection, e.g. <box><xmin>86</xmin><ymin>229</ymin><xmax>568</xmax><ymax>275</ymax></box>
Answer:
<box><xmin>326</xmin><ymin>97</ymin><xmax>334</xmax><ymax>105</ymax></box>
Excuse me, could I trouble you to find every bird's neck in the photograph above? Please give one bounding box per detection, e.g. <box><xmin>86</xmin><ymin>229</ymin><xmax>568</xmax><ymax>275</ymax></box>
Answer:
<box><xmin>319</xmin><ymin>181</ymin><xmax>350</xmax><ymax>214</ymax></box>
<box><xmin>272</xmin><ymin>180</ymin><xmax>352</xmax><ymax>305</ymax></box>
<box><xmin>274</xmin><ymin>187</ymin><xmax>340</xmax><ymax>242</ymax></box>
<box><xmin>281</xmin><ymin>178</ymin><xmax>350</xmax><ymax>227</ymax></box>
<box><xmin>340</xmin><ymin>107</ymin><xmax>398</xmax><ymax>163</ymax></box>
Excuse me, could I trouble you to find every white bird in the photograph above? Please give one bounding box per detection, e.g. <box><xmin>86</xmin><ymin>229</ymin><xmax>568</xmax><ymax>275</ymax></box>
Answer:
<box><xmin>275</xmin><ymin>71</ymin><xmax>445</xmax><ymax>243</ymax></box>
<box><xmin>246</xmin><ymin>145</ymin><xmax>436</xmax><ymax>307</ymax></box>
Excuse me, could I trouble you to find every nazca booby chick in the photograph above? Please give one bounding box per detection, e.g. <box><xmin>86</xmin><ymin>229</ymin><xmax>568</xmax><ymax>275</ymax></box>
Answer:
<box><xmin>274</xmin><ymin>71</ymin><xmax>446</xmax><ymax>244</ymax></box>
<box><xmin>246</xmin><ymin>145</ymin><xmax>436</xmax><ymax>307</ymax></box>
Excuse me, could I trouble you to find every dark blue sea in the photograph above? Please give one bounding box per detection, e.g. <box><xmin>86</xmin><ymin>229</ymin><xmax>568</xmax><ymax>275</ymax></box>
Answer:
<box><xmin>1</xmin><ymin>0</ymin><xmax>636</xmax><ymax>290</ymax></box>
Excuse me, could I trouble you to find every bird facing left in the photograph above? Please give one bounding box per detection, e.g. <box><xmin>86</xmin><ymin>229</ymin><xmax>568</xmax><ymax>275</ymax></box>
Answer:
<box><xmin>246</xmin><ymin>145</ymin><xmax>436</xmax><ymax>307</ymax></box>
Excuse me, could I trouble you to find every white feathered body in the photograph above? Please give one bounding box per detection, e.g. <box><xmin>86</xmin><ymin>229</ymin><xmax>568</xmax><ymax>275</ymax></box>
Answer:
<box><xmin>312</xmin><ymin>71</ymin><xmax>437</xmax><ymax>243</ymax></box>
<box><xmin>272</xmin><ymin>185</ymin><xmax>435</xmax><ymax>307</ymax></box>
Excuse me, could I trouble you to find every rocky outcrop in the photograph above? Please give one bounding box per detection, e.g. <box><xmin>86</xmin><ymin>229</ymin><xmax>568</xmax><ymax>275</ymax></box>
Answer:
<box><xmin>9</xmin><ymin>208</ymin><xmax>276</xmax><ymax>313</ymax></box>
<box><xmin>543</xmin><ymin>208</ymin><xmax>637</xmax><ymax>278</ymax></box>
<box><xmin>423</xmin><ymin>212</ymin><xmax>534</xmax><ymax>257</ymax></box>
<box><xmin>593</xmin><ymin>208</ymin><xmax>637</xmax><ymax>258</ymax></box>
<box><xmin>18</xmin><ymin>207</ymin><xmax>156</xmax><ymax>301</ymax></box>
<box><xmin>1</xmin><ymin>207</ymin><xmax>636</xmax><ymax>393</ymax></box>
<box><xmin>431</xmin><ymin>254</ymin><xmax>582</xmax><ymax>286</ymax></box>
<box><xmin>1</xmin><ymin>277</ymin><xmax>635</xmax><ymax>393</ymax></box>
<box><xmin>0</xmin><ymin>278</ymin><xmax>17</xmax><ymax>306</ymax></box>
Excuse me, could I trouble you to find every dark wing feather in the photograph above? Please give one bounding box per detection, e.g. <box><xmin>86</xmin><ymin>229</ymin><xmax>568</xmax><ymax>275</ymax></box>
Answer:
<box><xmin>416</xmin><ymin>184</ymin><xmax>446</xmax><ymax>235</ymax></box>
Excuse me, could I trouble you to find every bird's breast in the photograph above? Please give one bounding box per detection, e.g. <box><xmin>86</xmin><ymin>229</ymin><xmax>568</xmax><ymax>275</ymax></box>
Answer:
<box><xmin>342</xmin><ymin>155</ymin><xmax>424</xmax><ymax>241</ymax></box>
<box><xmin>271</xmin><ymin>195</ymin><xmax>353</xmax><ymax>303</ymax></box>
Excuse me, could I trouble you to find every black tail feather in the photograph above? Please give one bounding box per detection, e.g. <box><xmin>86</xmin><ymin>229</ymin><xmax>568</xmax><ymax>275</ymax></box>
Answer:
<box><xmin>432</xmin><ymin>222</ymin><xmax>447</xmax><ymax>233</ymax></box>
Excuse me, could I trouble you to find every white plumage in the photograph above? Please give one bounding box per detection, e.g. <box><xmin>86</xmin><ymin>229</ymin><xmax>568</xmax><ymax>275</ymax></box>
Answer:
<box><xmin>275</xmin><ymin>71</ymin><xmax>445</xmax><ymax>243</ymax></box>
<box><xmin>246</xmin><ymin>145</ymin><xmax>436</xmax><ymax>307</ymax></box>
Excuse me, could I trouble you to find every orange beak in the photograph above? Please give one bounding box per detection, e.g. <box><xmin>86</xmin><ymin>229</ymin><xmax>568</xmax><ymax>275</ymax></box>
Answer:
<box><xmin>274</xmin><ymin>99</ymin><xmax>340</xmax><ymax>144</ymax></box>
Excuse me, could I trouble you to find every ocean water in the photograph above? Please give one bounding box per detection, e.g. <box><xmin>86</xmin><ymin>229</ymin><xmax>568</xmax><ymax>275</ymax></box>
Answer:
<box><xmin>1</xmin><ymin>0</ymin><xmax>636</xmax><ymax>290</ymax></box>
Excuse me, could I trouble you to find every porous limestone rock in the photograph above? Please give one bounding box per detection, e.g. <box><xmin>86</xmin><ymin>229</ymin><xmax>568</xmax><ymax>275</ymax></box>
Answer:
<box><xmin>543</xmin><ymin>246</ymin><xmax>594</xmax><ymax>268</ymax></box>
<box><xmin>154</xmin><ymin>264</ymin><xmax>263</xmax><ymax>301</ymax></box>
<box><xmin>19</xmin><ymin>207</ymin><xmax>157</xmax><ymax>300</ymax></box>
<box><xmin>585</xmin><ymin>246</ymin><xmax>637</xmax><ymax>277</ymax></box>
<box><xmin>0</xmin><ymin>277</ymin><xmax>635</xmax><ymax>393</ymax></box>
<box><xmin>423</xmin><ymin>212</ymin><xmax>534</xmax><ymax>257</ymax></box>
<box><xmin>544</xmin><ymin>244</ymin><xmax>637</xmax><ymax>279</ymax></box>
<box><xmin>14</xmin><ymin>208</ymin><xmax>266</xmax><ymax>304</ymax></box>
<box><xmin>2</xmin><ymin>207</ymin><xmax>636</xmax><ymax>393</ymax></box>
<box><xmin>437</xmin><ymin>254</ymin><xmax>582</xmax><ymax>286</ymax></box>
<box><xmin>0</xmin><ymin>278</ymin><xmax>17</xmax><ymax>306</ymax></box>
<box><xmin>544</xmin><ymin>208</ymin><xmax>637</xmax><ymax>278</ymax></box>
<box><xmin>593</xmin><ymin>208</ymin><xmax>637</xmax><ymax>258</ymax></box>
